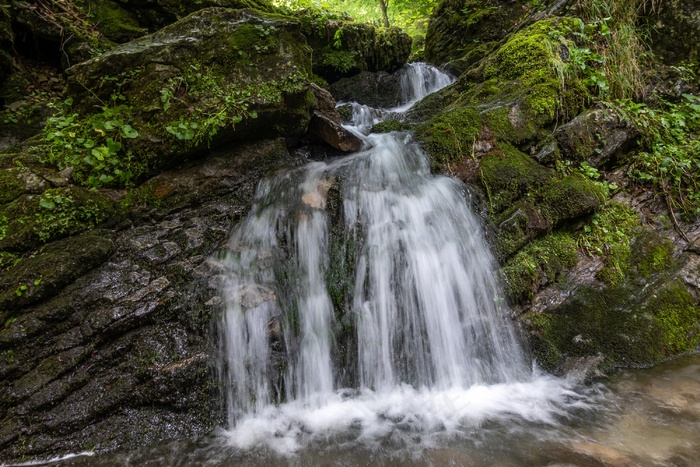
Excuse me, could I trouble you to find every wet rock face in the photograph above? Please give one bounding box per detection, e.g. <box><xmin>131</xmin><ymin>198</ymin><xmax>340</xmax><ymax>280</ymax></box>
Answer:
<box><xmin>328</xmin><ymin>71</ymin><xmax>402</xmax><ymax>108</ymax></box>
<box><xmin>0</xmin><ymin>139</ymin><xmax>303</xmax><ymax>462</ymax></box>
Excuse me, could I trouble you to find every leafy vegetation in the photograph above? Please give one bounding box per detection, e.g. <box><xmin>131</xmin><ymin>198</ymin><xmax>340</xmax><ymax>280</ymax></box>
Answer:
<box><xmin>36</xmin><ymin>95</ymin><xmax>144</xmax><ymax>188</ymax></box>
<box><xmin>614</xmin><ymin>93</ymin><xmax>700</xmax><ymax>220</ymax></box>
<box><xmin>274</xmin><ymin>0</ymin><xmax>437</xmax><ymax>54</ymax></box>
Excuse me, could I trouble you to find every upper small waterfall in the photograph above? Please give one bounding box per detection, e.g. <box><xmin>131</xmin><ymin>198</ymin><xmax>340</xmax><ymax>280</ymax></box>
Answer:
<box><xmin>214</xmin><ymin>63</ymin><xmax>589</xmax><ymax>453</ymax></box>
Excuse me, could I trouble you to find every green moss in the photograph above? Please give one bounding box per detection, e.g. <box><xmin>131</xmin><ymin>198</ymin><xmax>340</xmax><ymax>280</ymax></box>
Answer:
<box><xmin>0</xmin><ymin>188</ymin><xmax>115</xmax><ymax>253</ymax></box>
<box><xmin>87</xmin><ymin>0</ymin><xmax>145</xmax><ymax>43</ymax></box>
<box><xmin>484</xmin><ymin>22</ymin><xmax>553</xmax><ymax>83</ymax></box>
<box><xmin>576</xmin><ymin>202</ymin><xmax>640</xmax><ymax>285</ymax></box>
<box><xmin>540</xmin><ymin>173</ymin><xmax>605</xmax><ymax>227</ymax></box>
<box><xmin>479</xmin><ymin>143</ymin><xmax>553</xmax><ymax>214</ymax></box>
<box><xmin>500</xmin><ymin>232</ymin><xmax>578</xmax><ymax>303</ymax></box>
<box><xmin>371</xmin><ymin>119</ymin><xmax>412</xmax><ymax>133</ymax></box>
<box><xmin>413</xmin><ymin>107</ymin><xmax>481</xmax><ymax>167</ymax></box>
<box><xmin>0</xmin><ymin>169</ymin><xmax>24</xmax><ymax>205</ymax></box>
<box><xmin>526</xmin><ymin>275</ymin><xmax>700</xmax><ymax>372</ymax></box>
<box><xmin>650</xmin><ymin>283</ymin><xmax>700</xmax><ymax>353</ymax></box>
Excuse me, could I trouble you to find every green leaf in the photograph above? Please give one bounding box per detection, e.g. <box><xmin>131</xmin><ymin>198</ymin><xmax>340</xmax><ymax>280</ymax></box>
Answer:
<box><xmin>121</xmin><ymin>125</ymin><xmax>139</xmax><ymax>139</ymax></box>
<box><xmin>39</xmin><ymin>198</ymin><xmax>56</xmax><ymax>210</ymax></box>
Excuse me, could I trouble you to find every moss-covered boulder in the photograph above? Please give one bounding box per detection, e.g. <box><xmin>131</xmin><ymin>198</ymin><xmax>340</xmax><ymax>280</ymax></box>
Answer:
<box><xmin>0</xmin><ymin>187</ymin><xmax>116</xmax><ymax>253</ymax></box>
<box><xmin>296</xmin><ymin>9</ymin><xmax>411</xmax><ymax>83</ymax></box>
<box><xmin>113</xmin><ymin>0</ymin><xmax>278</xmax><ymax>31</ymax></box>
<box><xmin>41</xmin><ymin>8</ymin><xmax>315</xmax><ymax>188</ymax></box>
<box><xmin>549</xmin><ymin>108</ymin><xmax>639</xmax><ymax>168</ymax></box>
<box><xmin>524</xmin><ymin>250</ymin><xmax>700</xmax><ymax>371</ymax></box>
<box><xmin>86</xmin><ymin>0</ymin><xmax>148</xmax><ymax>43</ymax></box>
<box><xmin>424</xmin><ymin>0</ymin><xmax>531</xmax><ymax>71</ymax></box>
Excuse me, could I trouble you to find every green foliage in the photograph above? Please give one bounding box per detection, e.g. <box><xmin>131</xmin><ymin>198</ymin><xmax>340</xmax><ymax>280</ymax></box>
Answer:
<box><xmin>274</xmin><ymin>0</ymin><xmax>436</xmax><ymax>53</ymax></box>
<box><xmin>321</xmin><ymin>50</ymin><xmax>358</xmax><ymax>73</ymax></box>
<box><xmin>38</xmin><ymin>94</ymin><xmax>144</xmax><ymax>188</ymax></box>
<box><xmin>548</xmin><ymin>0</ymin><xmax>649</xmax><ymax>100</ymax></box>
<box><xmin>612</xmin><ymin>94</ymin><xmax>700</xmax><ymax>220</ymax></box>
<box><xmin>159</xmin><ymin>62</ymin><xmax>307</xmax><ymax>147</ymax></box>
<box><xmin>577</xmin><ymin>202</ymin><xmax>639</xmax><ymax>284</ymax></box>
<box><xmin>33</xmin><ymin>189</ymin><xmax>108</xmax><ymax>242</ymax></box>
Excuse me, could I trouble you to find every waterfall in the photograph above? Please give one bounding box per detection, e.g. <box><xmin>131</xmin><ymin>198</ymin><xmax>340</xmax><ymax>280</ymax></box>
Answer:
<box><xmin>215</xmin><ymin>63</ymin><xmax>589</xmax><ymax>453</ymax></box>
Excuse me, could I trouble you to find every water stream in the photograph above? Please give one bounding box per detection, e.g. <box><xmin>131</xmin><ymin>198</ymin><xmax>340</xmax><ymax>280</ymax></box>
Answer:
<box><xmin>35</xmin><ymin>64</ymin><xmax>700</xmax><ymax>466</ymax></box>
<box><xmin>212</xmin><ymin>63</ymin><xmax>593</xmax><ymax>453</ymax></box>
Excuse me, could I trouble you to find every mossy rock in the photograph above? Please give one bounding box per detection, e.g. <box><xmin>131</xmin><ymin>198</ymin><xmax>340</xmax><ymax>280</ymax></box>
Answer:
<box><xmin>54</xmin><ymin>8</ymin><xmax>314</xmax><ymax>188</ymax></box>
<box><xmin>413</xmin><ymin>107</ymin><xmax>481</xmax><ymax>166</ymax></box>
<box><xmin>479</xmin><ymin>143</ymin><xmax>553</xmax><ymax>214</ymax></box>
<box><xmin>0</xmin><ymin>168</ymin><xmax>25</xmax><ymax>205</ymax></box>
<box><xmin>500</xmin><ymin>231</ymin><xmax>578</xmax><ymax>304</ymax></box>
<box><xmin>524</xmin><ymin>278</ymin><xmax>700</xmax><ymax>371</ymax></box>
<box><xmin>0</xmin><ymin>187</ymin><xmax>115</xmax><ymax>253</ymax></box>
<box><xmin>425</xmin><ymin>0</ymin><xmax>529</xmax><ymax>68</ymax></box>
<box><xmin>648</xmin><ymin>0</ymin><xmax>700</xmax><ymax>65</ymax></box>
<box><xmin>113</xmin><ymin>0</ymin><xmax>278</xmax><ymax>31</ymax></box>
<box><xmin>87</xmin><ymin>0</ymin><xmax>147</xmax><ymax>43</ymax></box>
<box><xmin>0</xmin><ymin>229</ymin><xmax>115</xmax><ymax>310</ymax></box>
<box><xmin>523</xmin><ymin>216</ymin><xmax>700</xmax><ymax>372</ymax></box>
<box><xmin>552</xmin><ymin>108</ymin><xmax>639</xmax><ymax>168</ymax></box>
<box><xmin>371</xmin><ymin>119</ymin><xmax>413</xmax><ymax>133</ymax></box>
<box><xmin>540</xmin><ymin>173</ymin><xmax>605</xmax><ymax>227</ymax></box>
<box><xmin>296</xmin><ymin>9</ymin><xmax>411</xmax><ymax>83</ymax></box>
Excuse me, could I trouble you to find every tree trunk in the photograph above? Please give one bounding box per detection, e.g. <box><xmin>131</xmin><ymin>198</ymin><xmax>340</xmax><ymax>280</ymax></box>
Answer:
<box><xmin>378</xmin><ymin>0</ymin><xmax>390</xmax><ymax>28</ymax></box>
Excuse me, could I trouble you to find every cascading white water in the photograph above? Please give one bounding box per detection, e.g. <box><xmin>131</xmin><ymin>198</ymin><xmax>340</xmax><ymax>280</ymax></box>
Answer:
<box><xmin>215</xmin><ymin>63</ymin><xmax>592</xmax><ymax>454</ymax></box>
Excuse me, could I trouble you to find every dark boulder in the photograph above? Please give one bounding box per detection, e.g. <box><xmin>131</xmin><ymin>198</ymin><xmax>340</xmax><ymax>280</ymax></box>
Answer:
<box><xmin>328</xmin><ymin>71</ymin><xmax>402</xmax><ymax>108</ymax></box>
<box><xmin>308</xmin><ymin>84</ymin><xmax>363</xmax><ymax>152</ymax></box>
<box><xmin>297</xmin><ymin>9</ymin><xmax>411</xmax><ymax>83</ymax></box>
<box><xmin>548</xmin><ymin>108</ymin><xmax>639</xmax><ymax>168</ymax></box>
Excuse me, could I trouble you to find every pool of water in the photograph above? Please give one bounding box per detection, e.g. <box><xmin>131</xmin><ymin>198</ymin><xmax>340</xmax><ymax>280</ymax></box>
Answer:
<box><xmin>41</xmin><ymin>354</ymin><xmax>700</xmax><ymax>466</ymax></box>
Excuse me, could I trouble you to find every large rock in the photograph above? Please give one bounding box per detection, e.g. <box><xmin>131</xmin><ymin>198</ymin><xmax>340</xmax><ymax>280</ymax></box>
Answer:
<box><xmin>424</xmin><ymin>0</ymin><xmax>530</xmax><ymax>71</ymax></box>
<box><xmin>297</xmin><ymin>9</ymin><xmax>411</xmax><ymax>83</ymax></box>
<box><xmin>53</xmin><ymin>8</ymin><xmax>314</xmax><ymax>187</ymax></box>
<box><xmin>307</xmin><ymin>84</ymin><xmax>363</xmax><ymax>152</ymax></box>
<box><xmin>0</xmin><ymin>139</ymin><xmax>304</xmax><ymax>462</ymax></box>
<box><xmin>112</xmin><ymin>0</ymin><xmax>277</xmax><ymax>32</ymax></box>
<box><xmin>547</xmin><ymin>108</ymin><xmax>639</xmax><ymax>168</ymax></box>
<box><xmin>328</xmin><ymin>70</ymin><xmax>402</xmax><ymax>108</ymax></box>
